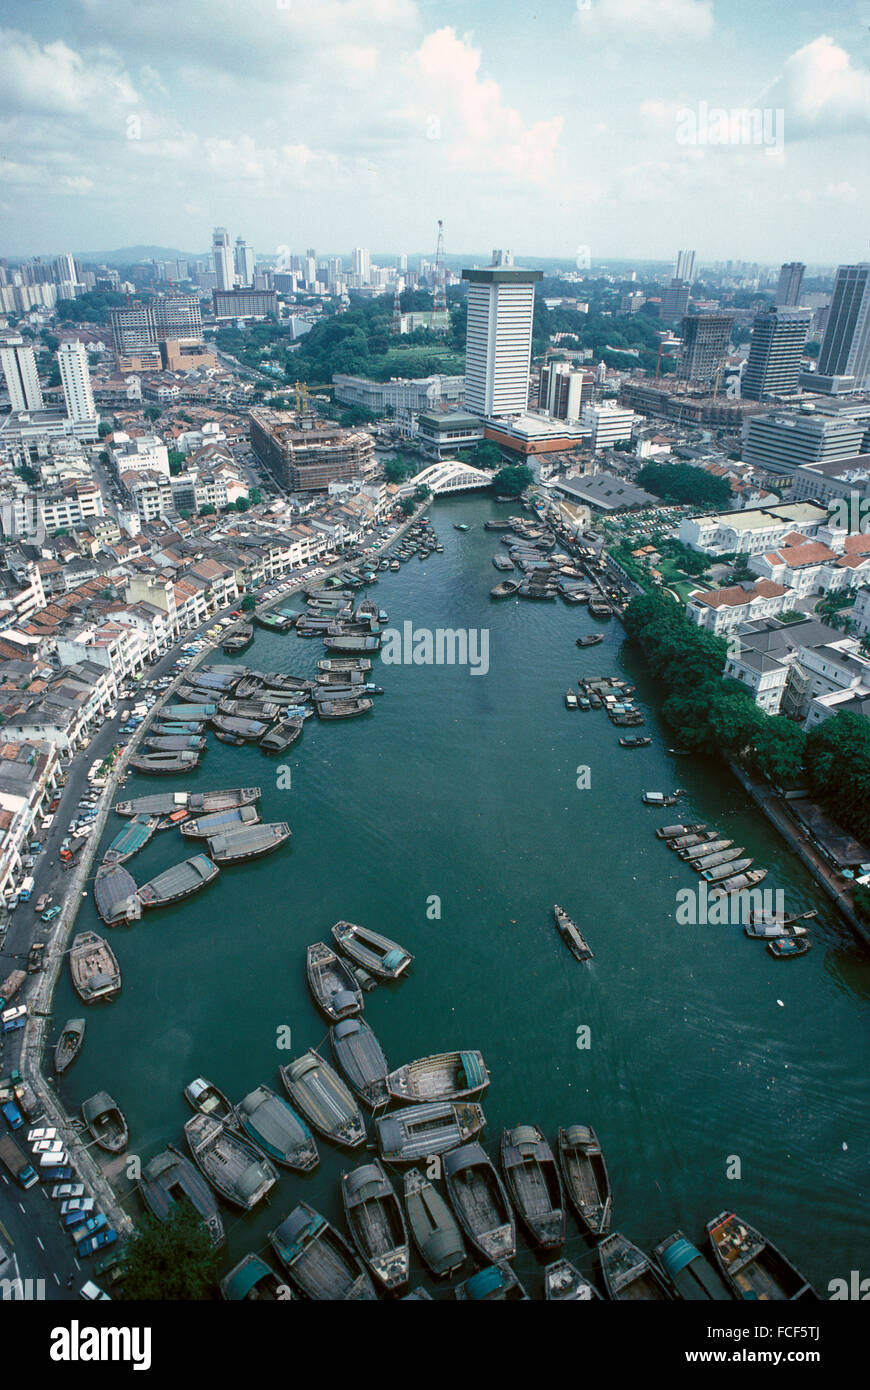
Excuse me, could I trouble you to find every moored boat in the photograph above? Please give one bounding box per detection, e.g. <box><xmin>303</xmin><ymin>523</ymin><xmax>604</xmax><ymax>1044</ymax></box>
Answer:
<box><xmin>69</xmin><ymin>931</ymin><xmax>122</xmax><ymax>1003</ymax></box>
<box><xmin>330</xmin><ymin>1018</ymin><xmax>390</xmax><ymax>1108</ymax></box>
<box><xmin>332</xmin><ymin>920</ymin><xmax>412</xmax><ymax>978</ymax></box>
<box><xmin>183</xmin><ymin>1076</ymin><xmax>235</xmax><ymax>1123</ymax></box>
<box><xmin>211</xmin><ymin>715</ymin><xmax>268</xmax><ymax>741</ymax></box>
<box><xmin>444</xmin><ymin>1142</ymin><xmax>516</xmax><ymax>1264</ymax></box>
<box><xmin>557</xmin><ymin>1125</ymin><xmax>612</xmax><ymax>1235</ymax></box>
<box><xmin>499</xmin><ymin>1124</ymin><xmax>565</xmax><ymax>1249</ymax></box>
<box><xmin>184</xmin><ymin>1113</ymin><xmax>277</xmax><ymax>1210</ymax></box>
<box><xmin>93</xmin><ymin>864</ymin><xmax>141</xmax><ymax>927</ymax></box>
<box><xmin>279</xmin><ymin>1051</ymin><xmax>366</xmax><ymax>1148</ymax></box>
<box><xmin>235</xmin><ymin>1085</ymin><xmax>318</xmax><ymax>1171</ymax></box>
<box><xmin>544</xmin><ymin>1258</ymin><xmax>601</xmax><ymax>1300</ymax></box>
<box><xmin>455</xmin><ymin>1263</ymin><xmax>529</xmax><ymax>1301</ymax></box>
<box><xmin>140</xmin><ymin>1145</ymin><xmax>225</xmax><ymax>1249</ymax></box>
<box><xmin>219</xmin><ymin>1253</ymin><xmax>286</xmax><ymax>1299</ymax></box>
<box><xmin>402</xmin><ymin>1168</ymin><xmax>466</xmax><ymax>1278</ymax></box>
<box><xmin>137</xmin><ymin>854</ymin><xmax>219</xmax><ymax>908</ymax></box>
<box><xmin>768</xmin><ymin>936</ymin><xmax>812</xmax><ymax>959</ymax></box>
<box><xmin>314</xmin><ymin>697</ymin><xmax>373</xmax><ymax>718</ymax></box>
<box><xmin>180</xmin><ymin>805</ymin><xmax>261</xmax><ymax>839</ymax></box>
<box><xmin>259</xmin><ymin>719</ymin><xmax>303</xmax><ymax>753</ymax></box>
<box><xmin>221</xmin><ymin>623</ymin><xmax>254</xmax><ymax>653</ymax></box>
<box><xmin>101</xmin><ymin>816</ymin><xmax>158</xmax><ymax>866</ymax></box>
<box><xmin>491</xmin><ymin>580</ymin><xmax>521</xmax><ymax>599</ymax></box>
<box><xmin>317</xmin><ymin>658</ymin><xmax>372</xmax><ymax>674</ymax></box>
<box><xmin>342</xmin><ymin>1161</ymin><xmax>410</xmax><ymax>1291</ymax></box>
<box><xmin>113</xmin><ymin>786</ymin><xmax>260</xmax><ymax>817</ymax></box>
<box><xmin>55</xmin><ymin>1018</ymin><xmax>86</xmax><ymax>1074</ymax></box>
<box><xmin>206</xmin><ymin>822</ymin><xmax>291</xmax><ymax>864</ymax></box>
<box><xmin>656</xmin><ymin>822</ymin><xmax>706</xmax><ymax>840</ymax></box>
<box><xmin>376</xmin><ymin>1102</ymin><xmax>486</xmax><ymax>1163</ymax></box>
<box><xmin>599</xmin><ymin>1231</ymin><xmax>673</xmax><ymax>1300</ymax></box>
<box><xmin>386</xmin><ymin>1050</ymin><xmax>489</xmax><ymax>1106</ymax></box>
<box><xmin>269</xmin><ymin>1204</ymin><xmax>377</xmax><ymax>1300</ymax></box>
<box><xmin>305</xmin><ymin>942</ymin><xmax>363</xmax><ymax>1021</ymax></box>
<box><xmin>82</xmin><ymin>1091</ymin><xmax>128</xmax><ymax>1153</ymax></box>
<box><xmin>706</xmin><ymin>1211</ymin><xmax>816</xmax><ymax>1300</ymax></box>
<box><xmin>576</xmin><ymin>633</ymin><xmax>604</xmax><ymax>647</ymax></box>
<box><xmin>127</xmin><ymin>750</ymin><xmax>201</xmax><ymax>776</ymax></box>
<box><xmin>653</xmin><ymin>1231</ymin><xmax>733</xmax><ymax>1300</ymax></box>
<box><xmin>709</xmin><ymin>868</ymin><xmax>767</xmax><ymax>899</ymax></box>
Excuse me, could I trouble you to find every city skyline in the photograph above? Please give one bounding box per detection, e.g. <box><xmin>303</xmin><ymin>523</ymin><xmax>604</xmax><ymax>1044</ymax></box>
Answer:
<box><xmin>1</xmin><ymin>0</ymin><xmax>869</xmax><ymax>261</ymax></box>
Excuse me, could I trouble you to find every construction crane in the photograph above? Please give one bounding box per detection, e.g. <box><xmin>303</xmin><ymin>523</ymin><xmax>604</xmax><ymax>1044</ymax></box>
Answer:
<box><xmin>293</xmin><ymin>379</ymin><xmax>311</xmax><ymax>414</ymax></box>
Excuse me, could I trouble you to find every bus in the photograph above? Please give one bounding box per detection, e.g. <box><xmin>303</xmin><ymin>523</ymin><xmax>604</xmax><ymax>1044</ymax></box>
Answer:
<box><xmin>18</xmin><ymin>877</ymin><xmax>34</xmax><ymax>903</ymax></box>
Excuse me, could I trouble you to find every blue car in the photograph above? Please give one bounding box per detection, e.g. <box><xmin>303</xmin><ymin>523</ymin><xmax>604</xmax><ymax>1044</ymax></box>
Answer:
<box><xmin>2</xmin><ymin>1100</ymin><xmax>24</xmax><ymax>1130</ymax></box>
<box><xmin>70</xmin><ymin>1213</ymin><xmax>107</xmax><ymax>1244</ymax></box>
<box><xmin>43</xmin><ymin>1166</ymin><xmax>73</xmax><ymax>1182</ymax></box>
<box><xmin>77</xmin><ymin>1229</ymin><xmax>117</xmax><ymax>1257</ymax></box>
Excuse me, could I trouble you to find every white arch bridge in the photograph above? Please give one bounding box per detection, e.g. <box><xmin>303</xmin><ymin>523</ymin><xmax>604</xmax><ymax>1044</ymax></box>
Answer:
<box><xmin>399</xmin><ymin>460</ymin><xmax>493</xmax><ymax>497</ymax></box>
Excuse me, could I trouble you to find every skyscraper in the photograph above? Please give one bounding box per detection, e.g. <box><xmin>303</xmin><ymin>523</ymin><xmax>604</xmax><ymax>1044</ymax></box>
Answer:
<box><xmin>234</xmin><ymin>237</ymin><xmax>255</xmax><ymax>287</ymax></box>
<box><xmin>674</xmin><ymin>249</ymin><xmax>696</xmax><ymax>283</ymax></box>
<box><xmin>352</xmin><ymin>248</ymin><xmax>371</xmax><ymax>284</ymax></box>
<box><xmin>461</xmin><ymin>262</ymin><xmax>543</xmax><ymax>417</ymax></box>
<box><xmin>659</xmin><ymin>279</ymin><xmax>691</xmax><ymax>321</ymax></box>
<box><xmin>0</xmin><ymin>333</ymin><xmax>44</xmax><ymax>411</ymax></box>
<box><xmin>741</xmin><ymin>306</ymin><xmax>812</xmax><ymax>400</ymax></box>
<box><xmin>53</xmin><ymin>252</ymin><xmax>77</xmax><ymax>285</ymax></box>
<box><xmin>212</xmin><ymin>227</ymin><xmax>234</xmax><ymax>291</ymax></box>
<box><xmin>818</xmin><ymin>264</ymin><xmax>870</xmax><ymax>387</ymax></box>
<box><xmin>58</xmin><ymin>340</ymin><xmax>96</xmax><ymax>424</ymax></box>
<box><xmin>677</xmin><ymin>312</ymin><xmax>734</xmax><ymax>388</ymax></box>
<box><xmin>775</xmin><ymin>262</ymin><xmax>805</xmax><ymax>307</ymax></box>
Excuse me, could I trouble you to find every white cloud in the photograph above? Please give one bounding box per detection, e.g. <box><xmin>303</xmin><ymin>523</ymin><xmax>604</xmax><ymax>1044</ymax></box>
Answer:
<box><xmin>0</xmin><ymin>28</ymin><xmax>138</xmax><ymax>120</ymax></box>
<box><xmin>577</xmin><ymin>0</ymin><xmax>713</xmax><ymax>43</ymax></box>
<box><xmin>764</xmin><ymin>35</ymin><xmax>870</xmax><ymax>138</ymax></box>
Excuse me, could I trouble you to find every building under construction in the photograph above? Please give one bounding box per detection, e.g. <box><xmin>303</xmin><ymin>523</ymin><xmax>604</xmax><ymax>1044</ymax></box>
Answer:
<box><xmin>249</xmin><ymin>408</ymin><xmax>374</xmax><ymax>492</ymax></box>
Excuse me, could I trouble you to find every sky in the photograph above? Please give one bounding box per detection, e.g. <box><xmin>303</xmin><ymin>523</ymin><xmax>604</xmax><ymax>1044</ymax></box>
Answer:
<box><xmin>1</xmin><ymin>0</ymin><xmax>869</xmax><ymax>266</ymax></box>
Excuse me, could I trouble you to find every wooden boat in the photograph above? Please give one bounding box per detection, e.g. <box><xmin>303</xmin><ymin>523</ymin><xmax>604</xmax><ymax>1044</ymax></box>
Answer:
<box><xmin>492</xmin><ymin>554</ymin><xmax>514</xmax><ymax>570</ymax></box>
<box><xmin>317</xmin><ymin>658</ymin><xmax>372</xmax><ymax>673</ymax></box>
<box><xmin>206</xmin><ymin>822</ymin><xmax>291</xmax><ymax>863</ymax></box>
<box><xmin>668</xmin><ymin>830</ymin><xmax>718</xmax><ymax>851</ymax></box>
<box><xmin>184</xmin><ymin>1113</ymin><xmax>277</xmax><ymax>1210</ymax></box>
<box><xmin>500</xmin><ymin>1125</ymin><xmax>565</xmax><ymax>1249</ymax></box>
<box><xmin>221</xmin><ymin>624</ymin><xmax>254</xmax><ymax>653</ymax></box>
<box><xmin>138</xmin><ymin>855</ymin><xmax>219</xmax><ymax>908</ymax></box>
<box><xmin>146</xmin><ymin>735</ymin><xmax>207</xmax><ymax>753</ymax></box>
<box><xmin>214</xmin><ymin>732</ymin><xmax>246</xmax><ymax>746</ymax></box>
<box><xmin>653</xmin><ymin>1231</ymin><xmax>733</xmax><ymax>1300</ymax></box>
<box><xmin>656</xmin><ymin>823</ymin><xmax>706</xmax><ymax>840</ymax></box>
<box><xmin>565</xmin><ymin>689</ymin><xmax>579</xmax><ymax>709</ymax></box>
<box><xmin>315</xmin><ymin>669</ymin><xmax>364</xmax><ymax>686</ymax></box>
<box><xmin>259</xmin><ymin>719</ymin><xmax>303</xmax><ymax>754</ymax></box>
<box><xmin>314</xmin><ymin>698</ymin><xmax>373</xmax><ymax>719</ymax></box>
<box><xmin>128</xmin><ymin>750</ymin><xmax>200</xmax><ymax>775</ymax></box>
<box><xmin>220</xmin><ymin>1253</ymin><xmax>287</xmax><ymax>1299</ymax></box>
<box><xmin>455</xmin><ymin>1263</ymin><xmax>529</xmax><ymax>1301</ymax></box>
<box><xmin>576</xmin><ymin>633</ymin><xmax>604</xmax><ymax>647</ymax></box>
<box><xmin>557</xmin><ymin>1125</ymin><xmax>612</xmax><ymax>1235</ymax></box>
<box><xmin>444</xmin><ymin>1142</ymin><xmax>516</xmax><ymax>1264</ymax></box>
<box><xmin>82</xmin><ymin>1091</ymin><xmax>128</xmax><ymax>1153</ymax></box>
<box><xmin>342</xmin><ymin>1160</ymin><xmax>410</xmax><ymax>1291</ymax></box>
<box><xmin>55</xmin><ymin>1018</ymin><xmax>86</xmax><ymax>1074</ymax></box>
<box><xmin>679</xmin><ymin>837</ymin><xmax>732</xmax><ymax>860</ymax></box>
<box><xmin>183</xmin><ymin>1076</ymin><xmax>235</xmax><ymax>1124</ymax></box>
<box><xmin>599</xmin><ymin>1232</ymin><xmax>673</xmax><ymax>1300</ymax></box>
<box><xmin>544</xmin><ymin>1259</ymin><xmax>601</xmax><ymax>1301</ymax></box>
<box><xmin>619</xmin><ymin>736</ymin><xmax>652</xmax><ymax>748</ymax></box>
<box><xmin>114</xmin><ymin>786</ymin><xmax>259</xmax><ymax>817</ymax></box>
<box><xmin>553</xmin><ymin>903</ymin><xmax>593</xmax><ymax>962</ymax></box>
<box><xmin>255</xmin><ymin>611</ymin><xmax>296</xmax><ymax>632</ymax></box>
<box><xmin>491</xmin><ymin>580</ymin><xmax>521</xmax><ymax>599</ymax></box>
<box><xmin>101</xmin><ymin>816</ymin><xmax>158</xmax><ymax>865</ymax></box>
<box><xmin>402</xmin><ymin>1168</ymin><xmax>466</xmax><ymax>1278</ymax></box>
<box><xmin>768</xmin><ymin>936</ymin><xmax>812</xmax><ymax>958</ymax></box>
<box><xmin>269</xmin><ymin>1204</ymin><xmax>377</xmax><ymax>1300</ymax></box>
<box><xmin>211</xmin><ymin>715</ymin><xmax>268</xmax><ymax>741</ymax></box>
<box><xmin>706</xmin><ymin>1211</ymin><xmax>816</xmax><ymax>1301</ymax></box>
<box><xmin>322</xmin><ymin>633</ymin><xmax>379</xmax><ymax>653</ymax></box>
<box><xmin>709</xmin><ymin>869</ymin><xmax>767</xmax><ymax>899</ymax></box>
<box><xmin>93</xmin><ymin>865</ymin><xmax>141</xmax><ymax>927</ymax></box>
<box><xmin>305</xmin><ymin>942</ymin><xmax>363</xmax><ymax>1021</ymax></box>
<box><xmin>218</xmin><ymin>698</ymin><xmax>282</xmax><ymax>719</ymax></box>
<box><xmin>332</xmin><ymin>920</ymin><xmax>413</xmax><ymax>978</ymax></box>
<box><xmin>702</xmin><ymin>857</ymin><xmax>753</xmax><ymax>882</ymax></box>
<box><xmin>330</xmin><ymin>1018</ymin><xmax>390</xmax><ymax>1109</ymax></box>
<box><xmin>279</xmin><ymin>1051</ymin><xmax>366</xmax><ymax>1148</ymax></box>
<box><xmin>691</xmin><ymin>847</ymin><xmax>745</xmax><ymax>873</ymax></box>
<box><xmin>745</xmin><ymin>908</ymin><xmax>815</xmax><ymax>936</ymax></box>
<box><xmin>235</xmin><ymin>1085</ymin><xmax>318</xmax><ymax>1171</ymax></box>
<box><xmin>180</xmin><ymin>805</ymin><xmax>260</xmax><ymax>839</ymax></box>
<box><xmin>386</xmin><ymin>1050</ymin><xmax>489</xmax><ymax>1106</ymax></box>
<box><xmin>140</xmin><ymin>1145</ymin><xmax>225</xmax><ymax>1249</ymax></box>
<box><xmin>376</xmin><ymin>1102</ymin><xmax>486</xmax><ymax>1163</ymax></box>
<box><xmin>642</xmin><ymin>790</ymin><xmax>680</xmax><ymax>807</ymax></box>
<box><xmin>69</xmin><ymin>932</ymin><xmax>122</xmax><ymax>1003</ymax></box>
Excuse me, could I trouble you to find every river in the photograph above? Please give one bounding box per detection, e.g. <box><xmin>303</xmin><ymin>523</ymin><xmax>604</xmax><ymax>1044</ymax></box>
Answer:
<box><xmin>52</xmin><ymin>492</ymin><xmax>870</xmax><ymax>1298</ymax></box>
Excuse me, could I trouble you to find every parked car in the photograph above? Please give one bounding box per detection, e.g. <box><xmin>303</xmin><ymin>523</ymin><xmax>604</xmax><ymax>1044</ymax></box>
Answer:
<box><xmin>80</xmin><ymin>1281</ymin><xmax>111</xmax><ymax>1300</ymax></box>
<box><xmin>61</xmin><ymin>1197</ymin><xmax>95</xmax><ymax>1217</ymax></box>
<box><xmin>51</xmin><ymin>1181</ymin><xmax>84</xmax><ymax>1200</ymax></box>
<box><xmin>32</xmin><ymin>1139</ymin><xmax>65</xmax><ymax>1154</ymax></box>
<box><xmin>41</xmin><ymin>907</ymin><xmax>61</xmax><ymax>923</ymax></box>
<box><xmin>77</xmin><ymin>1230</ymin><xmax>117</xmax><ymax>1257</ymax></box>
<box><xmin>70</xmin><ymin>1214</ymin><xmax>108</xmax><ymax>1244</ymax></box>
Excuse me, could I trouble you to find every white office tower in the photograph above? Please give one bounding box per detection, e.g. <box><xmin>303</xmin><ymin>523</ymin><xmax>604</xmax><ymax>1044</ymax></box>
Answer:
<box><xmin>742</xmin><ymin>306</ymin><xmax>812</xmax><ymax>400</ymax></box>
<box><xmin>234</xmin><ymin>237</ymin><xmax>255</xmax><ymax>287</ymax></box>
<box><xmin>461</xmin><ymin>263</ymin><xmax>543</xmax><ymax>417</ymax></box>
<box><xmin>58</xmin><ymin>340</ymin><xmax>96</xmax><ymax>424</ymax></box>
<box><xmin>775</xmin><ymin>262</ymin><xmax>805</xmax><ymax>307</ymax></box>
<box><xmin>352</xmin><ymin>248</ymin><xmax>371</xmax><ymax>284</ymax></box>
<box><xmin>53</xmin><ymin>252</ymin><xmax>77</xmax><ymax>285</ymax></box>
<box><xmin>397</xmin><ymin>253</ymin><xmax>408</xmax><ymax>272</ymax></box>
<box><xmin>674</xmin><ymin>249</ymin><xmax>696</xmax><ymax>283</ymax></box>
<box><xmin>0</xmin><ymin>334</ymin><xmax>44</xmax><ymax>411</ymax></box>
<box><xmin>212</xmin><ymin>227</ymin><xmax>235</xmax><ymax>291</ymax></box>
<box><xmin>818</xmin><ymin>264</ymin><xmax>870</xmax><ymax>388</ymax></box>
<box><xmin>304</xmin><ymin>254</ymin><xmax>317</xmax><ymax>288</ymax></box>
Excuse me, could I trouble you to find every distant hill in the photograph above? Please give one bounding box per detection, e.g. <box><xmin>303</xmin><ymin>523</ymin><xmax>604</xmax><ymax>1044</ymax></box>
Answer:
<box><xmin>75</xmin><ymin>246</ymin><xmax>204</xmax><ymax>266</ymax></box>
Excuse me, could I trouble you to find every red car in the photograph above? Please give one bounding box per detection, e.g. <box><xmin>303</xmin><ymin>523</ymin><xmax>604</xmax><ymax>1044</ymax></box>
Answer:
<box><xmin>230</xmin><ymin>610</ymin><xmax>242</xmax><ymax>618</ymax></box>
<box><xmin>48</xmin><ymin>798</ymin><xmax>60</xmax><ymax>813</ymax></box>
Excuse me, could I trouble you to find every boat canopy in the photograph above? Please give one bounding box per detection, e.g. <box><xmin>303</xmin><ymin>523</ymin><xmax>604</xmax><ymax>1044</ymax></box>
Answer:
<box><xmin>659</xmin><ymin>1236</ymin><xmax>700</xmax><ymax>1279</ymax></box>
<box><xmin>465</xmin><ymin>1266</ymin><xmax>506</xmax><ymax>1299</ymax></box>
<box><xmin>382</xmin><ymin>948</ymin><xmax>406</xmax><ymax>972</ymax></box>
<box><xmin>344</xmin><ymin>1164</ymin><xmax>384</xmax><ymax>1199</ymax></box>
<box><xmin>223</xmin><ymin>1255</ymin><xmax>272</xmax><ymax>1300</ymax></box>
<box><xmin>237</xmin><ymin>1158</ymin><xmax>273</xmax><ymax>1202</ymax></box>
<box><xmin>333</xmin><ymin>990</ymin><xmax>359</xmax><ymax>1014</ymax></box>
<box><xmin>459</xmin><ymin>1052</ymin><xmax>487</xmax><ymax>1090</ymax></box>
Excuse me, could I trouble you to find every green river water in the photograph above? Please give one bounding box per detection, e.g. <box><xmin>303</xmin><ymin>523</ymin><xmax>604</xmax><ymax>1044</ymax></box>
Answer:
<box><xmin>52</xmin><ymin>493</ymin><xmax>870</xmax><ymax>1298</ymax></box>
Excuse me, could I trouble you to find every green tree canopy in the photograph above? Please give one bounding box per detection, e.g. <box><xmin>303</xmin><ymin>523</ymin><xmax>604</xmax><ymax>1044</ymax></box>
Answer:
<box><xmin>492</xmin><ymin>465</ymin><xmax>534</xmax><ymax>497</ymax></box>
<box><xmin>637</xmin><ymin>462</ymin><xmax>731</xmax><ymax>508</ymax></box>
<box><xmin>241</xmin><ymin>593</ymin><xmax>257</xmax><ymax>611</ymax></box>
<box><xmin>117</xmin><ymin>1202</ymin><xmax>220</xmax><ymax>1301</ymax></box>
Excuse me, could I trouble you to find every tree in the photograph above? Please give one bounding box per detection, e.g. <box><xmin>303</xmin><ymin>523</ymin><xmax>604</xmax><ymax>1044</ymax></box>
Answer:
<box><xmin>117</xmin><ymin>1203</ymin><xmax>220</xmax><ymax>1301</ymax></box>
<box><xmin>637</xmin><ymin>462</ymin><xmax>731</xmax><ymax>508</ymax></box>
<box><xmin>471</xmin><ymin>441</ymin><xmax>503</xmax><ymax>469</ymax></box>
<box><xmin>751</xmin><ymin>717</ymin><xmax>806</xmax><ymax>787</ymax></box>
<box><xmin>177</xmin><ymin>509</ymin><xmax>192</xmax><ymax>520</ymax></box>
<box><xmin>15</xmin><ymin>464</ymin><xmax>38</xmax><ymax>487</ymax></box>
<box><xmin>199</xmin><ymin>503</ymin><xmax>216</xmax><ymax>516</ymax></box>
<box><xmin>492</xmin><ymin>465</ymin><xmax>534</xmax><ymax>497</ymax></box>
<box><xmin>241</xmin><ymin>594</ymin><xmax>257</xmax><ymax>611</ymax></box>
<box><xmin>414</xmin><ymin>484</ymin><xmax>431</xmax><ymax>501</ymax></box>
<box><xmin>234</xmin><ymin>496</ymin><xmax>251</xmax><ymax>512</ymax></box>
<box><xmin>168</xmin><ymin>450</ymin><xmax>186</xmax><ymax>476</ymax></box>
<box><xmin>249</xmin><ymin>488</ymin><xmax>263</xmax><ymax>507</ymax></box>
<box><xmin>399</xmin><ymin>497</ymin><xmax>415</xmax><ymax>515</ymax></box>
<box><xmin>144</xmin><ymin>406</ymin><xmax>162</xmax><ymax>422</ymax></box>
<box><xmin>383</xmin><ymin>456</ymin><xmax>417</xmax><ymax>484</ymax></box>
<box><xmin>98</xmin><ymin>422</ymin><xmax>112</xmax><ymax>439</ymax></box>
